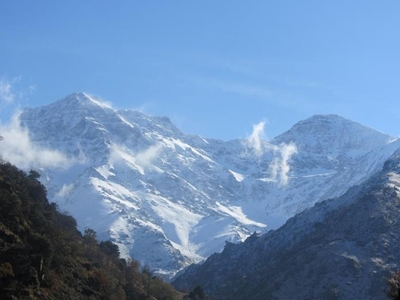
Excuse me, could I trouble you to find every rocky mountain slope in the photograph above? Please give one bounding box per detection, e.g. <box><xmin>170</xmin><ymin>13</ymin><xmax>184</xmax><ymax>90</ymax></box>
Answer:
<box><xmin>17</xmin><ymin>92</ymin><xmax>400</xmax><ymax>278</ymax></box>
<box><xmin>173</xmin><ymin>150</ymin><xmax>400</xmax><ymax>299</ymax></box>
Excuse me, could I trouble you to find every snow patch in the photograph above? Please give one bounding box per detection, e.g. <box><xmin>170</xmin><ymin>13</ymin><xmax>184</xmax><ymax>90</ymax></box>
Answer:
<box><xmin>229</xmin><ymin>170</ymin><xmax>245</xmax><ymax>182</ymax></box>
<box><xmin>215</xmin><ymin>202</ymin><xmax>266</xmax><ymax>228</ymax></box>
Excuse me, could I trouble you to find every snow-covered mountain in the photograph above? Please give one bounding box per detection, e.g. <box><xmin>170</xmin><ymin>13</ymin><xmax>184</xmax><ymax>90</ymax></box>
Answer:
<box><xmin>18</xmin><ymin>92</ymin><xmax>400</xmax><ymax>278</ymax></box>
<box><xmin>172</xmin><ymin>149</ymin><xmax>400</xmax><ymax>300</ymax></box>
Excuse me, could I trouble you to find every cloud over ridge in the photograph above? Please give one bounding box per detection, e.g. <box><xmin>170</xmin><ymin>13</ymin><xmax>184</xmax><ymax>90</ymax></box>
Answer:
<box><xmin>243</xmin><ymin>121</ymin><xmax>298</xmax><ymax>187</ymax></box>
<box><xmin>0</xmin><ymin>113</ymin><xmax>71</xmax><ymax>170</ymax></box>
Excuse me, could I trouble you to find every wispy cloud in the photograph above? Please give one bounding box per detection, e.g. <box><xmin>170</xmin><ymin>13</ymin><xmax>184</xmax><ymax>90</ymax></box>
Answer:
<box><xmin>187</xmin><ymin>76</ymin><xmax>272</xmax><ymax>99</ymax></box>
<box><xmin>83</xmin><ymin>93</ymin><xmax>114</xmax><ymax>109</ymax></box>
<box><xmin>217</xmin><ymin>81</ymin><xmax>271</xmax><ymax>98</ymax></box>
<box><xmin>0</xmin><ymin>112</ymin><xmax>71</xmax><ymax>170</ymax></box>
<box><xmin>0</xmin><ymin>76</ymin><xmax>20</xmax><ymax>104</ymax></box>
<box><xmin>0</xmin><ymin>76</ymin><xmax>37</xmax><ymax>120</ymax></box>
<box><xmin>109</xmin><ymin>143</ymin><xmax>163</xmax><ymax>174</ymax></box>
<box><xmin>0</xmin><ymin>76</ymin><xmax>71</xmax><ymax>170</ymax></box>
<box><xmin>133</xmin><ymin>102</ymin><xmax>156</xmax><ymax>114</ymax></box>
<box><xmin>269</xmin><ymin>142</ymin><xmax>298</xmax><ymax>187</ymax></box>
<box><xmin>243</xmin><ymin>121</ymin><xmax>298</xmax><ymax>187</ymax></box>
<box><xmin>56</xmin><ymin>183</ymin><xmax>74</xmax><ymax>198</ymax></box>
<box><xmin>185</xmin><ymin>75</ymin><xmax>318</xmax><ymax>114</ymax></box>
<box><xmin>244</xmin><ymin>121</ymin><xmax>267</xmax><ymax>157</ymax></box>
<box><xmin>135</xmin><ymin>143</ymin><xmax>163</xmax><ymax>170</ymax></box>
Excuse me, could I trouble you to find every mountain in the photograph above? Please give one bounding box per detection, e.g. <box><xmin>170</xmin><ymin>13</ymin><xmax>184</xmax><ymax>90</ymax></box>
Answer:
<box><xmin>172</xmin><ymin>150</ymin><xmax>400</xmax><ymax>299</ymax></box>
<box><xmin>17</xmin><ymin>92</ymin><xmax>399</xmax><ymax>278</ymax></box>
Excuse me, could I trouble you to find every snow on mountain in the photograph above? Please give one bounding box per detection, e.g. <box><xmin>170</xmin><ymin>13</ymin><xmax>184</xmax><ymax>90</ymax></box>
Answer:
<box><xmin>16</xmin><ymin>92</ymin><xmax>399</xmax><ymax>278</ymax></box>
<box><xmin>172</xmin><ymin>149</ymin><xmax>400</xmax><ymax>300</ymax></box>
<box><xmin>201</xmin><ymin>114</ymin><xmax>399</xmax><ymax>228</ymax></box>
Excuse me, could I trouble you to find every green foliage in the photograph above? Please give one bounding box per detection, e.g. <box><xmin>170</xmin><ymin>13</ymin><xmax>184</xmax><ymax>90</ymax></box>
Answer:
<box><xmin>0</xmin><ymin>162</ymin><xmax>182</xmax><ymax>300</ymax></box>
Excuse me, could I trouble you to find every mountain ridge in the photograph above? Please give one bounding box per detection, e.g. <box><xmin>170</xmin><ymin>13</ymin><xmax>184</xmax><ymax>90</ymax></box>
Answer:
<box><xmin>15</xmin><ymin>92</ymin><xmax>400</xmax><ymax>278</ymax></box>
<box><xmin>172</xmin><ymin>149</ymin><xmax>400</xmax><ymax>299</ymax></box>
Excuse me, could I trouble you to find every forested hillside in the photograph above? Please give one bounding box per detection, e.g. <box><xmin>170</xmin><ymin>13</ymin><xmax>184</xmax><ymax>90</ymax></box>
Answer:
<box><xmin>0</xmin><ymin>162</ymin><xmax>184</xmax><ymax>299</ymax></box>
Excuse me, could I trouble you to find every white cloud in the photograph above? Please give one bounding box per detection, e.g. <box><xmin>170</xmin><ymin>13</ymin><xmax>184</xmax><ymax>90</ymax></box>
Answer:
<box><xmin>244</xmin><ymin>121</ymin><xmax>267</xmax><ymax>157</ymax></box>
<box><xmin>0</xmin><ymin>76</ymin><xmax>19</xmax><ymax>104</ymax></box>
<box><xmin>56</xmin><ymin>183</ymin><xmax>74</xmax><ymax>198</ymax></box>
<box><xmin>0</xmin><ymin>76</ymin><xmax>70</xmax><ymax>170</ymax></box>
<box><xmin>108</xmin><ymin>143</ymin><xmax>163</xmax><ymax>174</ymax></box>
<box><xmin>135</xmin><ymin>143</ymin><xmax>163</xmax><ymax>169</ymax></box>
<box><xmin>269</xmin><ymin>142</ymin><xmax>298</xmax><ymax>187</ymax></box>
<box><xmin>0</xmin><ymin>113</ymin><xmax>71</xmax><ymax>170</ymax></box>
<box><xmin>83</xmin><ymin>93</ymin><xmax>113</xmax><ymax>109</ymax></box>
<box><xmin>0</xmin><ymin>76</ymin><xmax>35</xmax><ymax>107</ymax></box>
<box><xmin>243</xmin><ymin>121</ymin><xmax>298</xmax><ymax>187</ymax></box>
<box><xmin>108</xmin><ymin>144</ymin><xmax>125</xmax><ymax>166</ymax></box>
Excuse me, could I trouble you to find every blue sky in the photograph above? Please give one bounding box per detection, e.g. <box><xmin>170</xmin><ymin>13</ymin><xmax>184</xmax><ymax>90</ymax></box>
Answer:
<box><xmin>1</xmin><ymin>1</ymin><xmax>400</xmax><ymax>140</ymax></box>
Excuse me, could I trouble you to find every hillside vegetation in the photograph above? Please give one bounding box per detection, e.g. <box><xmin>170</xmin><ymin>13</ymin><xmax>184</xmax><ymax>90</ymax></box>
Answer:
<box><xmin>0</xmin><ymin>162</ymin><xmax>183</xmax><ymax>299</ymax></box>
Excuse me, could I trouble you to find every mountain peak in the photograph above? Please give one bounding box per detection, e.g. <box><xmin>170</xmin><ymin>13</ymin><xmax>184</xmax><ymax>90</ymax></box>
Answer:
<box><xmin>289</xmin><ymin>114</ymin><xmax>390</xmax><ymax>136</ymax></box>
<box><xmin>291</xmin><ymin>114</ymin><xmax>370</xmax><ymax>131</ymax></box>
<box><xmin>19</xmin><ymin>93</ymin><xmax>120</xmax><ymax>158</ymax></box>
<box><xmin>57</xmin><ymin>92</ymin><xmax>113</xmax><ymax>110</ymax></box>
<box><xmin>273</xmin><ymin>114</ymin><xmax>392</xmax><ymax>157</ymax></box>
<box><xmin>22</xmin><ymin>92</ymin><xmax>117</xmax><ymax>123</ymax></box>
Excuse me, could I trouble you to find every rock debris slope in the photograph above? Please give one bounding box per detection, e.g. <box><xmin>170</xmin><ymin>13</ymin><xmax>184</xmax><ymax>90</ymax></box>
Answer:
<box><xmin>18</xmin><ymin>92</ymin><xmax>399</xmax><ymax>278</ymax></box>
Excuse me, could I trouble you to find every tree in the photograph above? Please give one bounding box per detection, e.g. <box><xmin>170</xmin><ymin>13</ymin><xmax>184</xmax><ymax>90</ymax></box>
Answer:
<box><xmin>0</xmin><ymin>135</ymin><xmax>3</xmax><ymax>162</ymax></box>
<box><xmin>386</xmin><ymin>271</ymin><xmax>400</xmax><ymax>299</ymax></box>
<box><xmin>189</xmin><ymin>285</ymin><xmax>206</xmax><ymax>299</ymax></box>
<box><xmin>84</xmin><ymin>228</ymin><xmax>97</xmax><ymax>238</ymax></box>
<box><xmin>83</xmin><ymin>228</ymin><xmax>98</xmax><ymax>250</ymax></box>
<box><xmin>0</xmin><ymin>162</ymin><xmax>182</xmax><ymax>299</ymax></box>
<box><xmin>28</xmin><ymin>170</ymin><xmax>41</xmax><ymax>179</ymax></box>
<box><xmin>99</xmin><ymin>240</ymin><xmax>120</xmax><ymax>258</ymax></box>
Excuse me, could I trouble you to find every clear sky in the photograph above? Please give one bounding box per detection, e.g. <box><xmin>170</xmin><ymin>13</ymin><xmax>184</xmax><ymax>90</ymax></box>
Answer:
<box><xmin>1</xmin><ymin>1</ymin><xmax>400</xmax><ymax>140</ymax></box>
